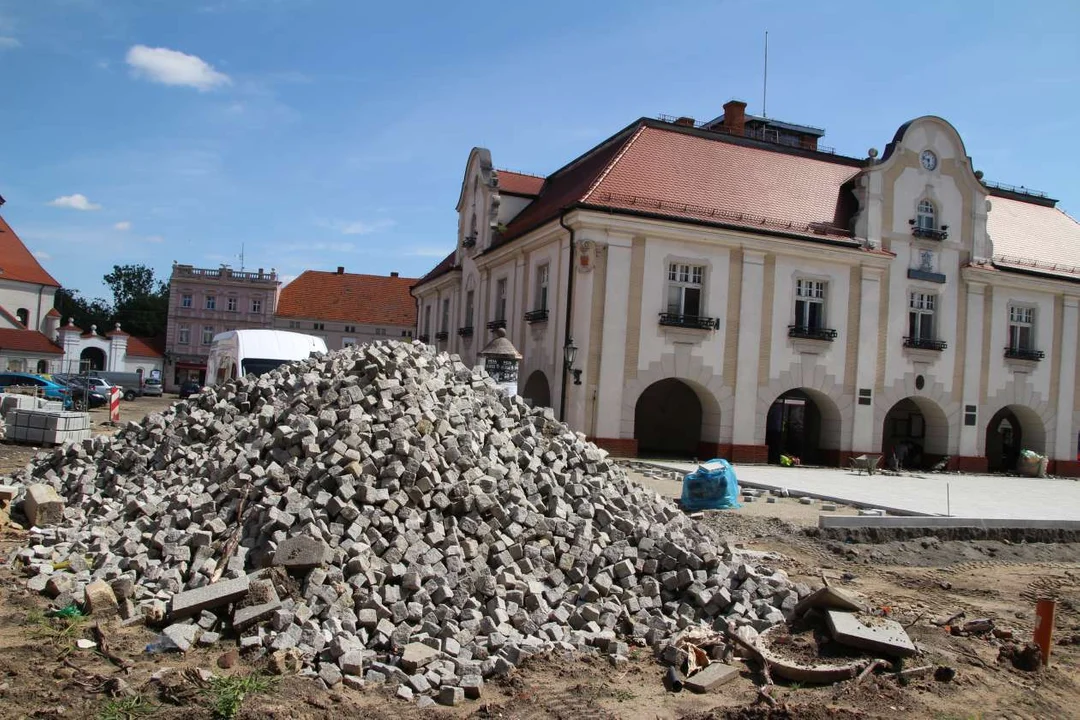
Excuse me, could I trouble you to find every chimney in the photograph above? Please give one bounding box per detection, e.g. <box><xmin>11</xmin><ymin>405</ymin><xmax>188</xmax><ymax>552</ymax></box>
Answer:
<box><xmin>390</xmin><ymin>271</ymin><xmax>399</xmax><ymax>278</ymax></box>
<box><xmin>336</xmin><ymin>266</ymin><xmax>345</xmax><ymax>275</ymax></box>
<box><xmin>722</xmin><ymin>100</ymin><xmax>747</xmax><ymax>136</ymax></box>
<box><xmin>674</xmin><ymin>116</ymin><xmax>695</xmax><ymax>127</ymax></box>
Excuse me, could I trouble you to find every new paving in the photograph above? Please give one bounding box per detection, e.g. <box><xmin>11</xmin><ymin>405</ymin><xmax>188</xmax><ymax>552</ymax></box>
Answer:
<box><xmin>631</xmin><ymin>461</ymin><xmax>1080</xmax><ymax>521</ymax></box>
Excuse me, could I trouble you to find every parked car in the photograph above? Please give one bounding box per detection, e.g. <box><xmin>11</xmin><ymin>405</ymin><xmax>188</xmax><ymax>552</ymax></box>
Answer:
<box><xmin>89</xmin><ymin>371</ymin><xmax>144</xmax><ymax>401</ymax></box>
<box><xmin>179</xmin><ymin>380</ymin><xmax>202</xmax><ymax>399</ymax></box>
<box><xmin>142</xmin><ymin>378</ymin><xmax>163</xmax><ymax>397</ymax></box>
<box><xmin>0</xmin><ymin>372</ymin><xmax>73</xmax><ymax>409</ymax></box>
<box><xmin>59</xmin><ymin>377</ymin><xmax>110</xmax><ymax>409</ymax></box>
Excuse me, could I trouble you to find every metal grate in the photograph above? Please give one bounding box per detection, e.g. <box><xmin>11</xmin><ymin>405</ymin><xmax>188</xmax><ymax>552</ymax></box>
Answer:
<box><xmin>658</xmin><ymin>313</ymin><xmax>718</xmax><ymax>330</ymax></box>
<box><xmin>788</xmin><ymin>325</ymin><xmax>837</xmax><ymax>341</ymax></box>
<box><xmin>1004</xmin><ymin>347</ymin><xmax>1044</xmax><ymax>361</ymax></box>
<box><xmin>903</xmin><ymin>337</ymin><xmax>947</xmax><ymax>351</ymax></box>
<box><xmin>524</xmin><ymin>309</ymin><xmax>549</xmax><ymax>324</ymax></box>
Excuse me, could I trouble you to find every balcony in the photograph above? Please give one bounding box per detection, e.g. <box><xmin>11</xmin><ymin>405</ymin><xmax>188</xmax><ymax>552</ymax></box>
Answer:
<box><xmin>434</xmin><ymin>331</ymin><xmax>449</xmax><ymax>342</ymax></box>
<box><xmin>910</xmin><ymin>224</ymin><xmax>948</xmax><ymax>241</ymax></box>
<box><xmin>462</xmin><ymin>234</ymin><xmax>477</xmax><ymax>249</ymax></box>
<box><xmin>1004</xmin><ymin>346</ymin><xmax>1044</xmax><ymax>361</ymax></box>
<box><xmin>788</xmin><ymin>325</ymin><xmax>837</xmax><ymax>341</ymax></box>
<box><xmin>524</xmin><ymin>309</ymin><xmax>549</xmax><ymax>324</ymax></box>
<box><xmin>903</xmin><ymin>336</ymin><xmax>947</xmax><ymax>351</ymax></box>
<box><xmin>457</xmin><ymin>326</ymin><xmax>474</xmax><ymax>338</ymax></box>
<box><xmin>486</xmin><ymin>319</ymin><xmax>507</xmax><ymax>331</ymax></box>
<box><xmin>658</xmin><ymin>313</ymin><xmax>718</xmax><ymax>330</ymax></box>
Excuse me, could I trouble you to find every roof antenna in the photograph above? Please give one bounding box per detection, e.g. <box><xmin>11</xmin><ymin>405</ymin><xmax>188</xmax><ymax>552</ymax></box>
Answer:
<box><xmin>239</xmin><ymin>242</ymin><xmax>245</xmax><ymax>272</ymax></box>
<box><xmin>762</xmin><ymin>30</ymin><xmax>769</xmax><ymax>119</ymax></box>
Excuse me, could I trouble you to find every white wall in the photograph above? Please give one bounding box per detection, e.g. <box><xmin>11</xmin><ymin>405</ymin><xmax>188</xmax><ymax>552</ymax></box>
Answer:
<box><xmin>0</xmin><ymin>279</ymin><xmax>56</xmax><ymax>332</ymax></box>
<box><xmin>767</xmin><ymin>255</ymin><xmax>850</xmax><ymax>382</ymax></box>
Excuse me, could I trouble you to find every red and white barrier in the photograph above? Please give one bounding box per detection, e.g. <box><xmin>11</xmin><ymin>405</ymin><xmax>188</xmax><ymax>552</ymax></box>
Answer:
<box><xmin>109</xmin><ymin>387</ymin><xmax>121</xmax><ymax>423</ymax></box>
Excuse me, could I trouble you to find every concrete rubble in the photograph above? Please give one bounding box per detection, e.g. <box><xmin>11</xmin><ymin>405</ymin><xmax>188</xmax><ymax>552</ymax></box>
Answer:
<box><xmin>6</xmin><ymin>340</ymin><xmax>804</xmax><ymax>702</ymax></box>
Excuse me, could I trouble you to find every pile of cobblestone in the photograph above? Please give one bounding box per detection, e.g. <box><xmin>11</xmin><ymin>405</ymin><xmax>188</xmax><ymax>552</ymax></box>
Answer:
<box><xmin>10</xmin><ymin>341</ymin><xmax>803</xmax><ymax>703</ymax></box>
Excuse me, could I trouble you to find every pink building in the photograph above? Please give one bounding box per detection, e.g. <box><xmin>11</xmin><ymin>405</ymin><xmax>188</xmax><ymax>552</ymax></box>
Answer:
<box><xmin>164</xmin><ymin>263</ymin><xmax>280</xmax><ymax>391</ymax></box>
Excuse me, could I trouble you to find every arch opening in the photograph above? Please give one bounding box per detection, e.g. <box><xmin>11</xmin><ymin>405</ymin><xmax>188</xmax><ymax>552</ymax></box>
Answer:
<box><xmin>881</xmin><ymin>396</ymin><xmax>949</xmax><ymax>470</ymax></box>
<box><xmin>634</xmin><ymin>378</ymin><xmax>704</xmax><ymax>458</ymax></box>
<box><xmin>80</xmin><ymin>347</ymin><xmax>106</xmax><ymax>372</ymax></box>
<box><xmin>766</xmin><ymin>388</ymin><xmax>842</xmax><ymax>466</ymax></box>
<box><xmin>522</xmin><ymin>370</ymin><xmax>551</xmax><ymax>408</ymax></box>
<box><xmin>985</xmin><ymin>405</ymin><xmax>1047</xmax><ymax>473</ymax></box>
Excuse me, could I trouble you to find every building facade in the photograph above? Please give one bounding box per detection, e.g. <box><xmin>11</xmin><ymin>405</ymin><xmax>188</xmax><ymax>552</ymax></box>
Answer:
<box><xmin>273</xmin><ymin>267</ymin><xmax>416</xmax><ymax>349</ymax></box>
<box><xmin>0</xmin><ymin>211</ymin><xmax>64</xmax><ymax>372</ymax></box>
<box><xmin>412</xmin><ymin>104</ymin><xmax>1080</xmax><ymax>476</ymax></box>
<box><xmin>164</xmin><ymin>263</ymin><xmax>280</xmax><ymax>390</ymax></box>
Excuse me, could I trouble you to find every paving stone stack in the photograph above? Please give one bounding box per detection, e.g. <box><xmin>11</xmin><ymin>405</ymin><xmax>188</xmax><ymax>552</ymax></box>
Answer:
<box><xmin>9</xmin><ymin>340</ymin><xmax>802</xmax><ymax>699</ymax></box>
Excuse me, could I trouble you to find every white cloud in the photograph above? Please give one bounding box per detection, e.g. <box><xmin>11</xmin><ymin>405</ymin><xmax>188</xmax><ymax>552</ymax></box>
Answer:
<box><xmin>145</xmin><ymin>235</ymin><xmax>165</xmax><ymax>243</ymax></box>
<box><xmin>48</xmin><ymin>193</ymin><xmax>101</xmax><ymax>211</ymax></box>
<box><xmin>407</xmin><ymin>247</ymin><xmax>451</xmax><ymax>258</ymax></box>
<box><xmin>33</xmin><ymin>250</ymin><xmax>51</xmax><ymax>260</ymax></box>
<box><xmin>125</xmin><ymin>45</ymin><xmax>231</xmax><ymax>91</ymax></box>
<box><xmin>0</xmin><ymin>37</ymin><xmax>19</xmax><ymax>49</ymax></box>
<box><xmin>337</xmin><ymin>219</ymin><xmax>395</xmax><ymax>235</ymax></box>
<box><xmin>114</xmin><ymin>221</ymin><xmax>132</xmax><ymax>231</ymax></box>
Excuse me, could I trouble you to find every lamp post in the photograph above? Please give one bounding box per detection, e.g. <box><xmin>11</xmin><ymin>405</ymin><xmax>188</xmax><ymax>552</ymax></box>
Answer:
<box><xmin>563</xmin><ymin>337</ymin><xmax>582</xmax><ymax>386</ymax></box>
<box><xmin>478</xmin><ymin>327</ymin><xmax>522</xmax><ymax>397</ymax></box>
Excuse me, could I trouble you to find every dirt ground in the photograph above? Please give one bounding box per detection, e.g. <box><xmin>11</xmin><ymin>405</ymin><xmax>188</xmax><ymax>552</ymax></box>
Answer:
<box><xmin>1</xmin><ymin>402</ymin><xmax>1078</xmax><ymax>719</ymax></box>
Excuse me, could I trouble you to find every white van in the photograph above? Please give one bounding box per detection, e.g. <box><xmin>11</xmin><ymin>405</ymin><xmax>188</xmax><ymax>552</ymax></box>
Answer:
<box><xmin>206</xmin><ymin>329</ymin><xmax>329</xmax><ymax>386</ymax></box>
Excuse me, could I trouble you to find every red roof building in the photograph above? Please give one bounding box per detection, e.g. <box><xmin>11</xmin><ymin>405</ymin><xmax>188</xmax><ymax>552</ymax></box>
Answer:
<box><xmin>413</xmin><ymin>103</ymin><xmax>1080</xmax><ymax>475</ymax></box>
<box><xmin>274</xmin><ymin>268</ymin><xmax>417</xmax><ymax>349</ymax></box>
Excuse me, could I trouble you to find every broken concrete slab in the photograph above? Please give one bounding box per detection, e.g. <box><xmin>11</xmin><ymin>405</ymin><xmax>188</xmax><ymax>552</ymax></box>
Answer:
<box><xmin>273</xmin><ymin>535</ymin><xmax>329</xmax><ymax>570</ymax></box>
<box><xmin>793</xmin><ymin>586</ymin><xmax>865</xmax><ymax>617</ymax></box>
<box><xmin>684</xmin><ymin>662</ymin><xmax>738</xmax><ymax>693</ymax></box>
<box><xmin>825</xmin><ymin>610</ymin><xmax>916</xmax><ymax>658</ymax></box>
<box><xmin>23</xmin><ymin>484</ymin><xmax>64</xmax><ymax>527</ymax></box>
<box><xmin>169</xmin><ymin>575</ymin><xmax>251</xmax><ymax>620</ymax></box>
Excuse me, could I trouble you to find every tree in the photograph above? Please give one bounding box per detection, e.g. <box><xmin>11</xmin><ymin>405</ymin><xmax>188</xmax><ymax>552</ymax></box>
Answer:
<box><xmin>54</xmin><ymin>264</ymin><xmax>169</xmax><ymax>338</ymax></box>
<box><xmin>54</xmin><ymin>288</ymin><xmax>111</xmax><ymax>332</ymax></box>
<box><xmin>104</xmin><ymin>264</ymin><xmax>162</xmax><ymax>310</ymax></box>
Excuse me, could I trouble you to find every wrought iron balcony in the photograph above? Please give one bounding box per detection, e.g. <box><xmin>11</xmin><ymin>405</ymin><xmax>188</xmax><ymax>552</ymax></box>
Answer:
<box><xmin>1004</xmin><ymin>346</ymin><xmax>1044</xmax><ymax>361</ymax></box>
<box><xmin>658</xmin><ymin>313</ymin><xmax>718</xmax><ymax>330</ymax></box>
<box><xmin>524</xmin><ymin>308</ymin><xmax>549</xmax><ymax>324</ymax></box>
<box><xmin>434</xmin><ymin>331</ymin><xmax>449</xmax><ymax>341</ymax></box>
<box><xmin>486</xmin><ymin>318</ymin><xmax>507</xmax><ymax>331</ymax></box>
<box><xmin>903</xmin><ymin>336</ymin><xmax>947</xmax><ymax>351</ymax></box>
<box><xmin>911</xmin><ymin>225</ymin><xmax>948</xmax><ymax>241</ymax></box>
<box><xmin>462</xmin><ymin>234</ymin><xmax>477</xmax><ymax>248</ymax></box>
<box><xmin>457</xmin><ymin>326</ymin><xmax>474</xmax><ymax>338</ymax></box>
<box><xmin>788</xmin><ymin>325</ymin><xmax>837</xmax><ymax>341</ymax></box>
<box><xmin>418</xmin><ymin>335</ymin><xmax>430</xmax><ymax>343</ymax></box>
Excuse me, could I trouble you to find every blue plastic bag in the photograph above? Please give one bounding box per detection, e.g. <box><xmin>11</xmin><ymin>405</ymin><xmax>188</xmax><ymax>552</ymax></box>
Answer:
<box><xmin>680</xmin><ymin>459</ymin><xmax>741</xmax><ymax>511</ymax></box>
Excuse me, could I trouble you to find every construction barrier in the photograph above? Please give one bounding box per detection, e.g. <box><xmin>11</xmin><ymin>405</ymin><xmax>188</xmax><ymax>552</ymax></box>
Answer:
<box><xmin>109</xmin><ymin>387</ymin><xmax>121</xmax><ymax>423</ymax></box>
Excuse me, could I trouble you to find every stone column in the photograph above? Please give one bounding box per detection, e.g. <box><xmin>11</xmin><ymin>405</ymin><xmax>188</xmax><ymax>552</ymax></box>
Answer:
<box><xmin>851</xmin><ymin>267</ymin><xmax>883</xmax><ymax>454</ymax></box>
<box><xmin>1054</xmin><ymin>296</ymin><xmax>1079</xmax><ymax>468</ymax></box>
<box><xmin>731</xmin><ymin>251</ymin><xmax>765</xmax><ymax>459</ymax></box>
<box><xmin>958</xmin><ymin>282</ymin><xmax>986</xmax><ymax>468</ymax></box>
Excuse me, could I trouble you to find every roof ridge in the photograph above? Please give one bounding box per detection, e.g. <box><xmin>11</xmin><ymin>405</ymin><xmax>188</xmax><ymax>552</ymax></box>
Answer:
<box><xmin>581</xmin><ymin>124</ymin><xmax>647</xmax><ymax>204</ymax></box>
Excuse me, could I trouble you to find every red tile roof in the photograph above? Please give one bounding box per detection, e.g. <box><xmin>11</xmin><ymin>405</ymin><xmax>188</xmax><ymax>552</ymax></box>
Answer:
<box><xmin>0</xmin><ymin>214</ymin><xmax>60</xmax><ymax>287</ymax></box>
<box><xmin>497</xmin><ymin>170</ymin><xmax>545</xmax><ymax>197</ymax></box>
<box><xmin>127</xmin><ymin>335</ymin><xmax>165</xmax><ymax>358</ymax></box>
<box><xmin>985</xmin><ymin>195</ymin><xmax>1080</xmax><ymax>279</ymax></box>
<box><xmin>0</xmin><ymin>328</ymin><xmax>63</xmax><ymax>354</ymax></box>
<box><xmin>277</xmin><ymin>271</ymin><xmax>418</xmax><ymax>326</ymax></box>
<box><xmin>45</xmin><ymin>308</ymin><xmax>61</xmax><ymax>318</ymax></box>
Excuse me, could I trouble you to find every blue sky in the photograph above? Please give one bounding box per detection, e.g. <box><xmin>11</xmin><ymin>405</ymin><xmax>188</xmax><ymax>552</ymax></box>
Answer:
<box><xmin>1</xmin><ymin>0</ymin><xmax>1078</xmax><ymax>300</ymax></box>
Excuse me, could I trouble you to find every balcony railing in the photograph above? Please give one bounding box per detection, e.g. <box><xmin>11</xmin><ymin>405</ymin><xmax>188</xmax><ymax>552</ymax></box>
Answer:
<box><xmin>788</xmin><ymin>325</ymin><xmax>837</xmax><ymax>341</ymax></box>
<box><xmin>418</xmin><ymin>335</ymin><xmax>430</xmax><ymax>343</ymax></box>
<box><xmin>524</xmin><ymin>308</ymin><xmax>549</xmax><ymax>324</ymax></box>
<box><xmin>434</xmin><ymin>331</ymin><xmax>449</xmax><ymax>341</ymax></box>
<box><xmin>486</xmin><ymin>318</ymin><xmax>507</xmax><ymax>331</ymax></box>
<box><xmin>903</xmin><ymin>336</ymin><xmax>947</xmax><ymax>351</ymax></box>
<box><xmin>658</xmin><ymin>313</ymin><xmax>718</xmax><ymax>330</ymax></box>
<box><xmin>911</xmin><ymin>226</ymin><xmax>948</xmax><ymax>241</ymax></box>
<box><xmin>1004</xmin><ymin>346</ymin><xmax>1044</xmax><ymax>361</ymax></box>
<box><xmin>457</xmin><ymin>326</ymin><xmax>474</xmax><ymax>337</ymax></box>
<box><xmin>462</xmin><ymin>235</ymin><xmax>477</xmax><ymax>248</ymax></box>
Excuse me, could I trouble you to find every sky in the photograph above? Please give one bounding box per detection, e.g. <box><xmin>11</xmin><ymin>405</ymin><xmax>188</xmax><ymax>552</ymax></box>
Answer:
<box><xmin>1</xmin><ymin>0</ymin><xmax>1079</xmax><ymax>301</ymax></box>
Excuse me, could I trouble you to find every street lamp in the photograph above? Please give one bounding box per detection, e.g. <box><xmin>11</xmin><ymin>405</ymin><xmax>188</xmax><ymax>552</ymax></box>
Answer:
<box><xmin>563</xmin><ymin>337</ymin><xmax>582</xmax><ymax>385</ymax></box>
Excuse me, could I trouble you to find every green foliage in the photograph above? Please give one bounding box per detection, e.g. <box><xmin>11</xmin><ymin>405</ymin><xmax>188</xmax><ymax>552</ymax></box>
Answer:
<box><xmin>207</xmin><ymin>673</ymin><xmax>277</xmax><ymax>720</ymax></box>
<box><xmin>54</xmin><ymin>264</ymin><xmax>169</xmax><ymax>338</ymax></box>
<box><xmin>98</xmin><ymin>695</ymin><xmax>158</xmax><ymax>720</ymax></box>
<box><xmin>55</xmin><ymin>287</ymin><xmax>112</xmax><ymax>333</ymax></box>
<box><xmin>25</xmin><ymin>609</ymin><xmax>87</xmax><ymax>651</ymax></box>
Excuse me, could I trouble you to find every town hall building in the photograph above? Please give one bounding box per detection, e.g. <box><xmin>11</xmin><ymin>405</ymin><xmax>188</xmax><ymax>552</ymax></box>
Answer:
<box><xmin>412</xmin><ymin>102</ymin><xmax>1080</xmax><ymax>476</ymax></box>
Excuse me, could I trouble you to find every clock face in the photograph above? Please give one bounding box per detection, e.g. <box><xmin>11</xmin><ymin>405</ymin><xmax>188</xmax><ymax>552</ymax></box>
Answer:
<box><xmin>921</xmin><ymin>150</ymin><xmax>938</xmax><ymax>171</ymax></box>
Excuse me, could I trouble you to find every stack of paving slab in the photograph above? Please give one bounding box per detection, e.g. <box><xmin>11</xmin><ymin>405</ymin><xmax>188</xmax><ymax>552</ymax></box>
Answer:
<box><xmin>7</xmin><ymin>340</ymin><xmax>803</xmax><ymax>703</ymax></box>
<box><xmin>4</xmin><ymin>407</ymin><xmax>89</xmax><ymax>446</ymax></box>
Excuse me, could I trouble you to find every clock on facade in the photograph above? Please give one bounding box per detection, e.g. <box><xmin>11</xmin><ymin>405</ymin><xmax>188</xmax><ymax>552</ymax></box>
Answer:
<box><xmin>920</xmin><ymin>150</ymin><xmax>938</xmax><ymax>171</ymax></box>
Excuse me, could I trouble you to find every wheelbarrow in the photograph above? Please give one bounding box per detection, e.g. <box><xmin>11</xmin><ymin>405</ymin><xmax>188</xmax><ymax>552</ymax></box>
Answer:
<box><xmin>849</xmin><ymin>454</ymin><xmax>882</xmax><ymax>476</ymax></box>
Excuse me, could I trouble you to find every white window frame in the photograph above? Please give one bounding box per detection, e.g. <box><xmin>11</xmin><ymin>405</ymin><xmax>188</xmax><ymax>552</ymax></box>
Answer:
<box><xmin>1008</xmin><ymin>305</ymin><xmax>1036</xmax><ymax>351</ymax></box>
<box><xmin>251</xmin><ymin>298</ymin><xmax>262</xmax><ymax>313</ymax></box>
<box><xmin>535</xmin><ymin>264</ymin><xmax>550</xmax><ymax>311</ymax></box>
<box><xmin>375</xmin><ymin>328</ymin><xmax>387</xmax><ymax>336</ymax></box>
<box><xmin>180</xmin><ymin>293</ymin><xmax>193</xmax><ymax>308</ymax></box>
<box><xmin>201</xmin><ymin>325</ymin><xmax>214</xmax><ymax>345</ymax></box>
<box><xmin>205</xmin><ymin>295</ymin><xmax>216</xmax><ymax>310</ymax></box>
<box><xmin>665</xmin><ymin>262</ymin><xmax>705</xmax><ymax>317</ymax></box>
<box><xmin>794</xmin><ymin>278</ymin><xmax>827</xmax><ymax>330</ymax></box>
<box><xmin>178</xmin><ymin>324</ymin><xmax>190</xmax><ymax>345</ymax></box>
<box><xmin>908</xmin><ymin>291</ymin><xmax>937</xmax><ymax>340</ymax></box>
<box><xmin>916</xmin><ymin>199</ymin><xmax>936</xmax><ymax>230</ymax></box>
<box><xmin>494</xmin><ymin>278</ymin><xmax>508</xmax><ymax>322</ymax></box>
<box><xmin>226</xmin><ymin>296</ymin><xmax>238</xmax><ymax>312</ymax></box>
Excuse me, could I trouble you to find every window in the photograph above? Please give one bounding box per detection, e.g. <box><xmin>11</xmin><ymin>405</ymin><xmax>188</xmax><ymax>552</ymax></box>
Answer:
<box><xmin>375</xmin><ymin>328</ymin><xmax>387</xmax><ymax>336</ymax></box>
<box><xmin>226</xmin><ymin>297</ymin><xmax>238</xmax><ymax>312</ymax></box>
<box><xmin>205</xmin><ymin>295</ymin><xmax>216</xmax><ymax>310</ymax></box>
<box><xmin>287</xmin><ymin>320</ymin><xmax>300</xmax><ymax>329</ymax></box>
<box><xmin>178</xmin><ymin>324</ymin><xmax>190</xmax><ymax>345</ymax></box>
<box><xmin>1008</xmin><ymin>306</ymin><xmax>1035</xmax><ymax>350</ymax></box>
<box><xmin>181</xmin><ymin>293</ymin><xmax>193</xmax><ymax>308</ymax></box>
<box><xmin>342</xmin><ymin>337</ymin><xmax>357</xmax><ymax>348</ymax></box>
<box><xmin>424</xmin><ymin>305</ymin><xmax>432</xmax><ymax>336</ymax></box>
<box><xmin>794</xmin><ymin>279</ymin><xmax>826</xmax><ymax>329</ymax></box>
<box><xmin>401</xmin><ymin>330</ymin><xmax>412</xmax><ymax>337</ymax></box>
<box><xmin>15</xmin><ymin>308</ymin><xmax>29</xmax><ymax>327</ymax></box>
<box><xmin>441</xmin><ymin>298</ymin><xmax>450</xmax><ymax>332</ymax></box>
<box><xmin>495</xmin><ymin>279</ymin><xmax>507</xmax><ymax>321</ymax></box>
<box><xmin>251</xmin><ymin>298</ymin><xmax>263</xmax><ymax>313</ymax></box>
<box><xmin>666</xmin><ymin>263</ymin><xmax>704</xmax><ymax>317</ymax></box>
<box><xmin>313</xmin><ymin>322</ymin><xmax>325</xmax><ymax>331</ymax></box>
<box><xmin>202</xmin><ymin>325</ymin><xmax>214</xmax><ymax>345</ymax></box>
<box><xmin>465</xmin><ymin>290</ymin><xmax>475</xmax><ymax>328</ymax></box>
<box><xmin>344</xmin><ymin>325</ymin><xmax>356</xmax><ymax>333</ymax></box>
<box><xmin>535</xmin><ymin>264</ymin><xmax>549</xmax><ymax>311</ymax></box>
<box><xmin>908</xmin><ymin>292</ymin><xmax>936</xmax><ymax>340</ymax></box>
<box><xmin>916</xmin><ymin>200</ymin><xmax>935</xmax><ymax>230</ymax></box>
<box><xmin>964</xmin><ymin>405</ymin><xmax>977</xmax><ymax>427</ymax></box>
